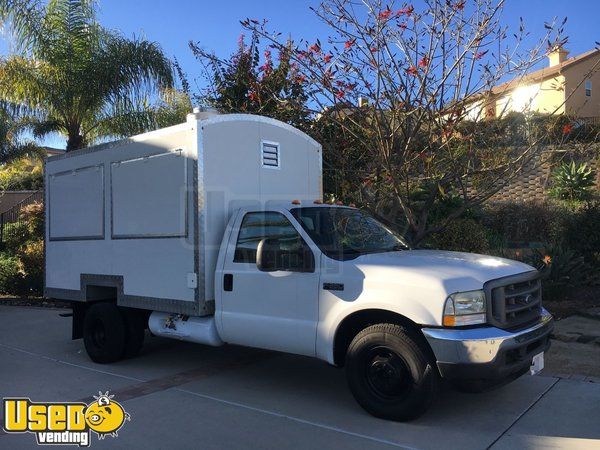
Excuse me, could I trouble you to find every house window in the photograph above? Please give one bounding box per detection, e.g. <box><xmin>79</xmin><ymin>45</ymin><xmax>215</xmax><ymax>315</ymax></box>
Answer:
<box><xmin>585</xmin><ymin>80</ymin><xmax>592</xmax><ymax>97</ymax></box>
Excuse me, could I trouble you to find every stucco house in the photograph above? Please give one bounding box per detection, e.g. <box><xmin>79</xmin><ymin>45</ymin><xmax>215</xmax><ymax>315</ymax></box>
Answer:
<box><xmin>467</xmin><ymin>47</ymin><xmax>600</xmax><ymax>121</ymax></box>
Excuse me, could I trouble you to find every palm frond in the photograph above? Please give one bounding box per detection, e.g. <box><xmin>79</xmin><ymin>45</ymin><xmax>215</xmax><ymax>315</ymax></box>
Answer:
<box><xmin>98</xmin><ymin>35</ymin><xmax>174</xmax><ymax>102</ymax></box>
<box><xmin>0</xmin><ymin>0</ymin><xmax>46</xmax><ymax>53</ymax></box>
<box><xmin>0</xmin><ymin>108</ymin><xmax>44</xmax><ymax>164</ymax></box>
<box><xmin>0</xmin><ymin>56</ymin><xmax>62</xmax><ymax>111</ymax></box>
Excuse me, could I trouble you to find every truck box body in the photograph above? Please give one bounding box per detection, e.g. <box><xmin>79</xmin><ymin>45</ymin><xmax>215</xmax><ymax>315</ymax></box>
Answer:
<box><xmin>44</xmin><ymin>113</ymin><xmax>322</xmax><ymax>315</ymax></box>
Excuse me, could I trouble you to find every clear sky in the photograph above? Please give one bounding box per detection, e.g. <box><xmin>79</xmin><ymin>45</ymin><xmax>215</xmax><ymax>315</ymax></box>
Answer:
<box><xmin>0</xmin><ymin>0</ymin><xmax>597</xmax><ymax>148</ymax></box>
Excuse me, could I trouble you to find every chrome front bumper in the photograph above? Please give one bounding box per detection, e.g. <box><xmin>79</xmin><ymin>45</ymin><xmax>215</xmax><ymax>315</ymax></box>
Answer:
<box><xmin>421</xmin><ymin>308</ymin><xmax>553</xmax><ymax>381</ymax></box>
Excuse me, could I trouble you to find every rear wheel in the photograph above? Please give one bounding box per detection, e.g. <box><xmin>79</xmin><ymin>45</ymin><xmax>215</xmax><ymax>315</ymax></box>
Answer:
<box><xmin>345</xmin><ymin>323</ymin><xmax>439</xmax><ymax>421</ymax></box>
<box><xmin>83</xmin><ymin>302</ymin><xmax>126</xmax><ymax>363</ymax></box>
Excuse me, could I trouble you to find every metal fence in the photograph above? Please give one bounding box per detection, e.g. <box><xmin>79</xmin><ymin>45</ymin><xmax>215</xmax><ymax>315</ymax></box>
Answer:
<box><xmin>0</xmin><ymin>191</ymin><xmax>44</xmax><ymax>248</ymax></box>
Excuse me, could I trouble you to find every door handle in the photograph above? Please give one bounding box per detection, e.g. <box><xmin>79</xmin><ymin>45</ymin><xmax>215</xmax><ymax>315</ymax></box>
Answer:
<box><xmin>223</xmin><ymin>273</ymin><xmax>233</xmax><ymax>291</ymax></box>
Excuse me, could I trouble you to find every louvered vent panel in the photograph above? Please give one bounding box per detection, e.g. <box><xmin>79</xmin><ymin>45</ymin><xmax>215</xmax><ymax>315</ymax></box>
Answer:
<box><xmin>262</xmin><ymin>142</ymin><xmax>279</xmax><ymax>168</ymax></box>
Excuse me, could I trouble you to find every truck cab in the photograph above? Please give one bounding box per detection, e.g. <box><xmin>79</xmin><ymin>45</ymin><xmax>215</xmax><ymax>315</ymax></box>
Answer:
<box><xmin>211</xmin><ymin>202</ymin><xmax>553</xmax><ymax>420</ymax></box>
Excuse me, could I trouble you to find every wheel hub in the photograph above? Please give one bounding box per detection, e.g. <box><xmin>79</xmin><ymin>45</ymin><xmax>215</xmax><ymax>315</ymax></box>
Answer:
<box><xmin>365</xmin><ymin>347</ymin><xmax>411</xmax><ymax>399</ymax></box>
<box><xmin>91</xmin><ymin>319</ymin><xmax>107</xmax><ymax>348</ymax></box>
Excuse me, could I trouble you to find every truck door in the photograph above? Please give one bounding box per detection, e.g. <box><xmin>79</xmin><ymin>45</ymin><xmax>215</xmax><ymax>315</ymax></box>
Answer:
<box><xmin>219</xmin><ymin>210</ymin><xmax>319</xmax><ymax>356</ymax></box>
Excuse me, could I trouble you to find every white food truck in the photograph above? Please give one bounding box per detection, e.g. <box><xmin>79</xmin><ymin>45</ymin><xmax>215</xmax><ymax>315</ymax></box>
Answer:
<box><xmin>45</xmin><ymin>111</ymin><xmax>553</xmax><ymax>420</ymax></box>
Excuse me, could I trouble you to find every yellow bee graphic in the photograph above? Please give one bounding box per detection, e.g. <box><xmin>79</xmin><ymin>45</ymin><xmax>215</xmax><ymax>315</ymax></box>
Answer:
<box><xmin>84</xmin><ymin>392</ymin><xmax>130</xmax><ymax>439</ymax></box>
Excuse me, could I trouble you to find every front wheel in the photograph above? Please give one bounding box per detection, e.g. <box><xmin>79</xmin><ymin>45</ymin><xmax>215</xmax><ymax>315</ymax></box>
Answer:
<box><xmin>345</xmin><ymin>323</ymin><xmax>439</xmax><ymax>421</ymax></box>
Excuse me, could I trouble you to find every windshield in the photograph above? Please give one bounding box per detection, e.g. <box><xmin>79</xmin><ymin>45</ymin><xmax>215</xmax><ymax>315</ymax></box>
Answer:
<box><xmin>290</xmin><ymin>207</ymin><xmax>408</xmax><ymax>260</ymax></box>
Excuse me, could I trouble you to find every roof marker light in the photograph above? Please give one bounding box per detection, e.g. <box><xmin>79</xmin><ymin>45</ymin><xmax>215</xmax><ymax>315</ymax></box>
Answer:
<box><xmin>313</xmin><ymin>199</ymin><xmax>323</xmax><ymax>204</ymax></box>
<box><xmin>336</xmin><ymin>201</ymin><xmax>344</xmax><ymax>205</ymax></box>
<box><xmin>291</xmin><ymin>199</ymin><xmax>301</xmax><ymax>205</ymax></box>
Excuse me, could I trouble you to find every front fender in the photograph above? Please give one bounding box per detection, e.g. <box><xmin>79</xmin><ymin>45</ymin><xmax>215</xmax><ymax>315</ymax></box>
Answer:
<box><xmin>315</xmin><ymin>284</ymin><xmax>445</xmax><ymax>364</ymax></box>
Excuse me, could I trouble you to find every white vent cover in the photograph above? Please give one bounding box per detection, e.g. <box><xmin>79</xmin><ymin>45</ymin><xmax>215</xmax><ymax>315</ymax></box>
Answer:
<box><xmin>261</xmin><ymin>141</ymin><xmax>280</xmax><ymax>168</ymax></box>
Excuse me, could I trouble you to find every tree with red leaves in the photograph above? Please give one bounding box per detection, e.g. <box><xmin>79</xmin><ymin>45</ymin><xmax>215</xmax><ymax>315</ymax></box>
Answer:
<box><xmin>189</xmin><ymin>32</ymin><xmax>310</xmax><ymax>131</ymax></box>
<box><xmin>241</xmin><ymin>0</ymin><xmax>577</xmax><ymax>244</ymax></box>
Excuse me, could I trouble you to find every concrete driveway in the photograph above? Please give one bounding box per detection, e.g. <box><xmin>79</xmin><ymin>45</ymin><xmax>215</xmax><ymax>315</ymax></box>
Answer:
<box><xmin>1</xmin><ymin>305</ymin><xmax>599</xmax><ymax>450</ymax></box>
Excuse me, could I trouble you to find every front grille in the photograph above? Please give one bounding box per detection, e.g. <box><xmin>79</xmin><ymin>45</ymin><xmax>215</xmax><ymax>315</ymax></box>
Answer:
<box><xmin>485</xmin><ymin>272</ymin><xmax>542</xmax><ymax>330</ymax></box>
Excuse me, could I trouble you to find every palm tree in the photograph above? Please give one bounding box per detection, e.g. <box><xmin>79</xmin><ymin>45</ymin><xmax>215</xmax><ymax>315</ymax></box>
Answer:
<box><xmin>0</xmin><ymin>0</ymin><xmax>175</xmax><ymax>151</ymax></box>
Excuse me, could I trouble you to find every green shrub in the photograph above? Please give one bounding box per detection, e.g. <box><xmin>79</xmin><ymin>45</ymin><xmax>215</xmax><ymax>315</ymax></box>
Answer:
<box><xmin>20</xmin><ymin>240</ymin><xmax>44</xmax><ymax>295</ymax></box>
<box><xmin>2</xmin><ymin>201</ymin><xmax>44</xmax><ymax>253</ymax></box>
<box><xmin>548</xmin><ymin>161</ymin><xmax>596</xmax><ymax>202</ymax></box>
<box><xmin>480</xmin><ymin>201</ymin><xmax>567</xmax><ymax>245</ymax></box>
<box><xmin>0</xmin><ymin>253</ymin><xmax>25</xmax><ymax>295</ymax></box>
<box><xmin>0</xmin><ymin>201</ymin><xmax>45</xmax><ymax>296</ymax></box>
<box><xmin>526</xmin><ymin>245</ymin><xmax>588</xmax><ymax>300</ymax></box>
<box><xmin>2</xmin><ymin>221</ymin><xmax>30</xmax><ymax>253</ymax></box>
<box><xmin>429</xmin><ymin>218</ymin><xmax>490</xmax><ymax>253</ymax></box>
<box><xmin>562</xmin><ymin>202</ymin><xmax>600</xmax><ymax>270</ymax></box>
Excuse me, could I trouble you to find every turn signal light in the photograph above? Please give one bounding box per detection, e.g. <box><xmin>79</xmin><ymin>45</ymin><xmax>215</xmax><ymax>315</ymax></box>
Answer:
<box><xmin>443</xmin><ymin>316</ymin><xmax>455</xmax><ymax>326</ymax></box>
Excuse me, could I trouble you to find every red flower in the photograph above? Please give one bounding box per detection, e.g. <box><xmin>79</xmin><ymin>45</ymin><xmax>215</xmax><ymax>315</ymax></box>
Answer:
<box><xmin>296</xmin><ymin>74</ymin><xmax>306</xmax><ymax>84</ymax></box>
<box><xmin>418</xmin><ymin>56</ymin><xmax>429</xmax><ymax>68</ymax></box>
<box><xmin>344</xmin><ymin>40</ymin><xmax>355</xmax><ymax>49</ymax></box>
<box><xmin>264</xmin><ymin>50</ymin><xmax>271</xmax><ymax>59</ymax></box>
<box><xmin>398</xmin><ymin>22</ymin><xmax>407</xmax><ymax>30</ymax></box>
<box><xmin>474</xmin><ymin>50</ymin><xmax>488</xmax><ymax>60</ymax></box>
<box><xmin>248</xmin><ymin>91</ymin><xmax>257</xmax><ymax>101</ymax></box>
<box><xmin>335</xmin><ymin>80</ymin><xmax>345</xmax><ymax>87</ymax></box>
<box><xmin>396</xmin><ymin>6</ymin><xmax>414</xmax><ymax>16</ymax></box>
<box><xmin>454</xmin><ymin>1</ymin><xmax>465</xmax><ymax>10</ymax></box>
<box><xmin>323</xmin><ymin>54</ymin><xmax>332</xmax><ymax>63</ymax></box>
<box><xmin>562</xmin><ymin>123</ymin><xmax>573</xmax><ymax>134</ymax></box>
<box><xmin>370</xmin><ymin>46</ymin><xmax>378</xmax><ymax>53</ymax></box>
<box><xmin>335</xmin><ymin>89</ymin><xmax>346</xmax><ymax>99</ymax></box>
<box><xmin>259</xmin><ymin>63</ymin><xmax>272</xmax><ymax>73</ymax></box>
<box><xmin>406</xmin><ymin>66</ymin><xmax>418</xmax><ymax>75</ymax></box>
<box><xmin>309</xmin><ymin>43</ymin><xmax>321</xmax><ymax>54</ymax></box>
<box><xmin>378</xmin><ymin>9</ymin><xmax>392</xmax><ymax>20</ymax></box>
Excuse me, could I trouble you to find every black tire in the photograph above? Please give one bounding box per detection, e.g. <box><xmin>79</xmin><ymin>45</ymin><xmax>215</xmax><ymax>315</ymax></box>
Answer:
<box><xmin>345</xmin><ymin>323</ymin><xmax>439</xmax><ymax>421</ymax></box>
<box><xmin>83</xmin><ymin>302</ymin><xmax>127</xmax><ymax>363</ymax></box>
<box><xmin>121</xmin><ymin>307</ymin><xmax>146</xmax><ymax>358</ymax></box>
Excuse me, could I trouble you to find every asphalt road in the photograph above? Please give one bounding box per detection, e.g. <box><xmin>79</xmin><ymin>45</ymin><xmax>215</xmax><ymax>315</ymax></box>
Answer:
<box><xmin>1</xmin><ymin>305</ymin><xmax>599</xmax><ymax>450</ymax></box>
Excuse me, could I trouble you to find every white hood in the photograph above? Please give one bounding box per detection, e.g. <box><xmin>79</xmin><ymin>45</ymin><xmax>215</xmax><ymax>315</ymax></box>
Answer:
<box><xmin>355</xmin><ymin>249</ymin><xmax>534</xmax><ymax>284</ymax></box>
<box><xmin>318</xmin><ymin>249</ymin><xmax>538</xmax><ymax>328</ymax></box>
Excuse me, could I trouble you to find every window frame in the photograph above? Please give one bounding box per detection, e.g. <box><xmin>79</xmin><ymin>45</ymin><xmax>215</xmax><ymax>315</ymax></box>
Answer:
<box><xmin>585</xmin><ymin>80</ymin><xmax>592</xmax><ymax>97</ymax></box>
<box><xmin>232</xmin><ymin>210</ymin><xmax>314</xmax><ymax>271</ymax></box>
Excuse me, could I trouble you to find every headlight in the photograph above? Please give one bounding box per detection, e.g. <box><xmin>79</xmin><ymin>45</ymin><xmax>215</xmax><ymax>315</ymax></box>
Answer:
<box><xmin>443</xmin><ymin>290</ymin><xmax>486</xmax><ymax>326</ymax></box>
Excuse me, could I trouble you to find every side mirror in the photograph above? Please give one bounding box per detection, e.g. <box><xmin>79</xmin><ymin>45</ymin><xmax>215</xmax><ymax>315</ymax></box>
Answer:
<box><xmin>256</xmin><ymin>238</ymin><xmax>316</xmax><ymax>273</ymax></box>
<box><xmin>256</xmin><ymin>238</ymin><xmax>280</xmax><ymax>272</ymax></box>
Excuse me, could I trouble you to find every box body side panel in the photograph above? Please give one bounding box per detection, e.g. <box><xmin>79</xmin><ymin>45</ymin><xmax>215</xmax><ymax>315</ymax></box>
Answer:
<box><xmin>45</xmin><ymin>124</ymin><xmax>202</xmax><ymax>314</ymax></box>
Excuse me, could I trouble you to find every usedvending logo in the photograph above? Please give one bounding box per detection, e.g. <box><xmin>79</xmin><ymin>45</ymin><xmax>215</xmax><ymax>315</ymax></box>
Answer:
<box><xmin>3</xmin><ymin>391</ymin><xmax>130</xmax><ymax>446</ymax></box>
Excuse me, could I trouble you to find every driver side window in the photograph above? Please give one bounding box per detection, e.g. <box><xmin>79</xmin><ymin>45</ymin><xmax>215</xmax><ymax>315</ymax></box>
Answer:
<box><xmin>233</xmin><ymin>211</ymin><xmax>311</xmax><ymax>271</ymax></box>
